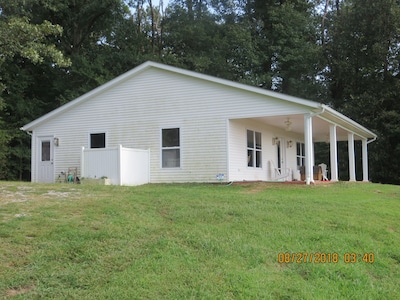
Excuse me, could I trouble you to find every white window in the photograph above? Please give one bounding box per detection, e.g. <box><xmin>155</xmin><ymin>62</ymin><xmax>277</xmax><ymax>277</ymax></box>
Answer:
<box><xmin>162</xmin><ymin>128</ymin><xmax>180</xmax><ymax>168</ymax></box>
<box><xmin>247</xmin><ymin>130</ymin><xmax>262</xmax><ymax>168</ymax></box>
<box><xmin>297</xmin><ymin>142</ymin><xmax>305</xmax><ymax>167</ymax></box>
<box><xmin>90</xmin><ymin>133</ymin><xmax>106</xmax><ymax>149</ymax></box>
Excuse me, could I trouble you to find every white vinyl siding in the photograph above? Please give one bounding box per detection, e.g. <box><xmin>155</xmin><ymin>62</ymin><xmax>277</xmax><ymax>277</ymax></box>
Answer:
<box><xmin>228</xmin><ymin>119</ymin><xmax>303</xmax><ymax>182</ymax></box>
<box><xmin>28</xmin><ymin>67</ymin><xmax>310</xmax><ymax>183</ymax></box>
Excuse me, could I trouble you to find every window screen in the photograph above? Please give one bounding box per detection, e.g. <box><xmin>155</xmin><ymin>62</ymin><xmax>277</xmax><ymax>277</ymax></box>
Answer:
<box><xmin>162</xmin><ymin>128</ymin><xmax>180</xmax><ymax>168</ymax></box>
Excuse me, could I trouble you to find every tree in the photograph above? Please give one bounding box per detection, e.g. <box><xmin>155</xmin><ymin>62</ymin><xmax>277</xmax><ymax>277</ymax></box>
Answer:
<box><xmin>322</xmin><ymin>0</ymin><xmax>400</xmax><ymax>183</ymax></box>
<box><xmin>1</xmin><ymin>0</ymin><xmax>399</xmax><ymax>184</ymax></box>
<box><xmin>0</xmin><ymin>1</ymin><xmax>71</xmax><ymax>179</ymax></box>
<box><xmin>250</xmin><ymin>0</ymin><xmax>323</xmax><ymax>99</ymax></box>
<box><xmin>0</xmin><ymin>7</ymin><xmax>70</xmax><ymax>107</ymax></box>
<box><xmin>162</xmin><ymin>0</ymin><xmax>223</xmax><ymax>74</ymax></box>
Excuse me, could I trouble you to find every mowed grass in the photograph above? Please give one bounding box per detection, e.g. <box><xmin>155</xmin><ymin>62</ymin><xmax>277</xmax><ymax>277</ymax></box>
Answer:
<box><xmin>0</xmin><ymin>182</ymin><xmax>399</xmax><ymax>299</ymax></box>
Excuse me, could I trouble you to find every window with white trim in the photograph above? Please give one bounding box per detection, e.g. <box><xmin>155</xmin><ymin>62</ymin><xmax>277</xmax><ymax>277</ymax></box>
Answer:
<box><xmin>297</xmin><ymin>142</ymin><xmax>305</xmax><ymax>167</ymax></box>
<box><xmin>90</xmin><ymin>133</ymin><xmax>106</xmax><ymax>148</ymax></box>
<box><xmin>162</xmin><ymin>128</ymin><xmax>180</xmax><ymax>168</ymax></box>
<box><xmin>247</xmin><ymin>130</ymin><xmax>262</xmax><ymax>168</ymax></box>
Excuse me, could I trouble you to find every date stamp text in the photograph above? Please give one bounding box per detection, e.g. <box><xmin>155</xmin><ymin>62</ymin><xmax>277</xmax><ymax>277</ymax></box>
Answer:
<box><xmin>277</xmin><ymin>252</ymin><xmax>375</xmax><ymax>264</ymax></box>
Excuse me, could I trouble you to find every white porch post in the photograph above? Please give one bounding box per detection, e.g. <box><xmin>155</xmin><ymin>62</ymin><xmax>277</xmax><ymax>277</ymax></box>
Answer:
<box><xmin>304</xmin><ymin>114</ymin><xmax>314</xmax><ymax>185</ymax></box>
<box><xmin>348</xmin><ymin>132</ymin><xmax>356</xmax><ymax>181</ymax></box>
<box><xmin>362</xmin><ymin>139</ymin><xmax>369</xmax><ymax>182</ymax></box>
<box><xmin>329</xmin><ymin>125</ymin><xmax>338</xmax><ymax>181</ymax></box>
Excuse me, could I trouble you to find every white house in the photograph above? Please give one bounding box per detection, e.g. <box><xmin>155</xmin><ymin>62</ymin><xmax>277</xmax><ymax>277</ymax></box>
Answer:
<box><xmin>21</xmin><ymin>61</ymin><xmax>377</xmax><ymax>185</ymax></box>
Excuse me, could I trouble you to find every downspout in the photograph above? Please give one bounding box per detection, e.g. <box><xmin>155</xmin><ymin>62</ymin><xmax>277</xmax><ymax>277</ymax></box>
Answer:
<box><xmin>367</xmin><ymin>136</ymin><xmax>377</xmax><ymax>144</ymax></box>
<box><xmin>362</xmin><ymin>136</ymin><xmax>377</xmax><ymax>182</ymax></box>
<box><xmin>311</xmin><ymin>105</ymin><xmax>326</xmax><ymax>117</ymax></box>
<box><xmin>20</xmin><ymin>127</ymin><xmax>32</xmax><ymax>136</ymax></box>
<box><xmin>20</xmin><ymin>128</ymin><xmax>33</xmax><ymax>182</ymax></box>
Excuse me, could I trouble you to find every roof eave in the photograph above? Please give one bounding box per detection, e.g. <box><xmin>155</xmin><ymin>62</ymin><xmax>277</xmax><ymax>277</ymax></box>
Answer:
<box><xmin>320</xmin><ymin>104</ymin><xmax>377</xmax><ymax>140</ymax></box>
<box><xmin>21</xmin><ymin>61</ymin><xmax>376</xmax><ymax>142</ymax></box>
<box><xmin>21</xmin><ymin>61</ymin><xmax>156</xmax><ymax>131</ymax></box>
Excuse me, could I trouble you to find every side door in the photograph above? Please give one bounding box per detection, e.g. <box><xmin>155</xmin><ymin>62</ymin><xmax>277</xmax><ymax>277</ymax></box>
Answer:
<box><xmin>37</xmin><ymin>136</ymin><xmax>54</xmax><ymax>183</ymax></box>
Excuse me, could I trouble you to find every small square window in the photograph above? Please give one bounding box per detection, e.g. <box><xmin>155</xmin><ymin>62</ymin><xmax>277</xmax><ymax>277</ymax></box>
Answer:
<box><xmin>90</xmin><ymin>133</ymin><xmax>106</xmax><ymax>148</ymax></box>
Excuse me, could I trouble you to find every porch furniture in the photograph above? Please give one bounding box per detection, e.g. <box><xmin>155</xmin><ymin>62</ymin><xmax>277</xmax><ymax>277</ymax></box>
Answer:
<box><xmin>300</xmin><ymin>165</ymin><xmax>324</xmax><ymax>181</ymax></box>
<box><xmin>319</xmin><ymin>163</ymin><xmax>329</xmax><ymax>181</ymax></box>
<box><xmin>313</xmin><ymin>165</ymin><xmax>322</xmax><ymax>181</ymax></box>
<box><xmin>300</xmin><ymin>166</ymin><xmax>305</xmax><ymax>181</ymax></box>
<box><xmin>67</xmin><ymin>167</ymin><xmax>78</xmax><ymax>183</ymax></box>
<box><xmin>269</xmin><ymin>160</ymin><xmax>292</xmax><ymax>181</ymax></box>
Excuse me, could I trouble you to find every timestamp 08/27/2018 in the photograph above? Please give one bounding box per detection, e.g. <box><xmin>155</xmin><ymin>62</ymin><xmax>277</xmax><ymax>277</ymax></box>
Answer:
<box><xmin>277</xmin><ymin>252</ymin><xmax>375</xmax><ymax>264</ymax></box>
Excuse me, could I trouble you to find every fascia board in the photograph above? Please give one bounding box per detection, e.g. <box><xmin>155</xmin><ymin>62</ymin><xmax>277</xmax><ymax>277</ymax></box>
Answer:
<box><xmin>319</xmin><ymin>104</ymin><xmax>377</xmax><ymax>139</ymax></box>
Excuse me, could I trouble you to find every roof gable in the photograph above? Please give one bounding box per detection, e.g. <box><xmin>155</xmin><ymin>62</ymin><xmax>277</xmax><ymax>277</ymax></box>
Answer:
<box><xmin>21</xmin><ymin>61</ymin><xmax>321</xmax><ymax>131</ymax></box>
<box><xmin>21</xmin><ymin>61</ymin><xmax>376</xmax><ymax>140</ymax></box>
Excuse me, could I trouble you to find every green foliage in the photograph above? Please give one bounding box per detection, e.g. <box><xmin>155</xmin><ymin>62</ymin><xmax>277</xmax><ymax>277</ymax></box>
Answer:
<box><xmin>0</xmin><ymin>182</ymin><xmax>399</xmax><ymax>298</ymax></box>
<box><xmin>0</xmin><ymin>127</ymin><xmax>11</xmax><ymax>179</ymax></box>
<box><xmin>252</xmin><ymin>0</ymin><xmax>323</xmax><ymax>98</ymax></box>
<box><xmin>0</xmin><ymin>16</ymin><xmax>70</xmax><ymax>66</ymax></box>
<box><xmin>0</xmin><ymin>0</ymin><xmax>399</xmax><ymax>183</ymax></box>
<box><xmin>322</xmin><ymin>0</ymin><xmax>400</xmax><ymax>184</ymax></box>
<box><xmin>162</xmin><ymin>1</ymin><xmax>224</xmax><ymax>74</ymax></box>
<box><xmin>0</xmin><ymin>0</ymin><xmax>71</xmax><ymax>180</ymax></box>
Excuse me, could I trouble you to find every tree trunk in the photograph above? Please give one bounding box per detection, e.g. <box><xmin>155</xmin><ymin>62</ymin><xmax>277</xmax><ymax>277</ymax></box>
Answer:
<box><xmin>149</xmin><ymin>0</ymin><xmax>155</xmax><ymax>53</ymax></box>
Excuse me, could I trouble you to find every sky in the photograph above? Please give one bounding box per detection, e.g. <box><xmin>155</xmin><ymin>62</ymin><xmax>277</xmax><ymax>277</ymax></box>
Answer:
<box><xmin>151</xmin><ymin>0</ymin><xmax>169</xmax><ymax>8</ymax></box>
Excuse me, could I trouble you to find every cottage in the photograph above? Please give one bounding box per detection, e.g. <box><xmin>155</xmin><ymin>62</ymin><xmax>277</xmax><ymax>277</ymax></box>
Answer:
<box><xmin>21</xmin><ymin>61</ymin><xmax>377</xmax><ymax>185</ymax></box>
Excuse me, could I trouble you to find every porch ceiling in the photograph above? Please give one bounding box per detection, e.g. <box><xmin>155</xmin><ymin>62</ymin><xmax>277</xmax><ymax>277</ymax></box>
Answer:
<box><xmin>252</xmin><ymin>114</ymin><xmax>363</xmax><ymax>142</ymax></box>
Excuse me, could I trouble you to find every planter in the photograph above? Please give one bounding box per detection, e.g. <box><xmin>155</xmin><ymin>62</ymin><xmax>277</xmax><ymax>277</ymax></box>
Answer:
<box><xmin>82</xmin><ymin>178</ymin><xmax>111</xmax><ymax>185</ymax></box>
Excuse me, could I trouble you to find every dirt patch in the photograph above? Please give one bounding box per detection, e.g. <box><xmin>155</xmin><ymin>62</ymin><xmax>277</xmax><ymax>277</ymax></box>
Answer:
<box><xmin>0</xmin><ymin>186</ymin><xmax>33</xmax><ymax>204</ymax></box>
<box><xmin>0</xmin><ymin>185</ymin><xmax>82</xmax><ymax>204</ymax></box>
<box><xmin>44</xmin><ymin>190</ymin><xmax>81</xmax><ymax>199</ymax></box>
<box><xmin>5</xmin><ymin>285</ymin><xmax>34</xmax><ymax>297</ymax></box>
<box><xmin>238</xmin><ymin>182</ymin><xmax>272</xmax><ymax>194</ymax></box>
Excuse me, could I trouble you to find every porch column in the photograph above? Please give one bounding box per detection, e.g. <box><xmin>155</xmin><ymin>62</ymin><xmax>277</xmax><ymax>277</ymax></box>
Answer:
<box><xmin>348</xmin><ymin>132</ymin><xmax>356</xmax><ymax>181</ymax></box>
<box><xmin>304</xmin><ymin>114</ymin><xmax>314</xmax><ymax>185</ymax></box>
<box><xmin>362</xmin><ymin>138</ymin><xmax>369</xmax><ymax>182</ymax></box>
<box><xmin>329</xmin><ymin>125</ymin><xmax>338</xmax><ymax>181</ymax></box>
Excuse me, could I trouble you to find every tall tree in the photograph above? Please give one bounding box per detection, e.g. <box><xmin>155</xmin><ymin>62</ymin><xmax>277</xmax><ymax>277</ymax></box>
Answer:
<box><xmin>251</xmin><ymin>0</ymin><xmax>323</xmax><ymax>99</ymax></box>
<box><xmin>323</xmin><ymin>0</ymin><xmax>400</xmax><ymax>183</ymax></box>
<box><xmin>162</xmin><ymin>0</ymin><xmax>226</xmax><ymax>74</ymax></box>
<box><xmin>0</xmin><ymin>0</ymin><xmax>70</xmax><ymax>179</ymax></box>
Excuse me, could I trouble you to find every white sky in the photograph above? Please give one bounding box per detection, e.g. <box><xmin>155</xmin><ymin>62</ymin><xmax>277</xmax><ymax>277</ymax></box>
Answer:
<box><xmin>151</xmin><ymin>0</ymin><xmax>169</xmax><ymax>8</ymax></box>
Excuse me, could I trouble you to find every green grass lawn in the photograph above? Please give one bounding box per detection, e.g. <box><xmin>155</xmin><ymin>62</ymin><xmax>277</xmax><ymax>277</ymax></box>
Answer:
<box><xmin>0</xmin><ymin>181</ymin><xmax>399</xmax><ymax>299</ymax></box>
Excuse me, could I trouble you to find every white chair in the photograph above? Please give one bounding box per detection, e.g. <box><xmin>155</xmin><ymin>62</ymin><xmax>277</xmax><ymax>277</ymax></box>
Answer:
<box><xmin>318</xmin><ymin>163</ymin><xmax>329</xmax><ymax>181</ymax></box>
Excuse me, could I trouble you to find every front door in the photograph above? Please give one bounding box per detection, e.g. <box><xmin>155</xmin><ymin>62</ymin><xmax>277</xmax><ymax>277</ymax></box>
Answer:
<box><xmin>37</xmin><ymin>136</ymin><xmax>54</xmax><ymax>183</ymax></box>
<box><xmin>277</xmin><ymin>138</ymin><xmax>286</xmax><ymax>171</ymax></box>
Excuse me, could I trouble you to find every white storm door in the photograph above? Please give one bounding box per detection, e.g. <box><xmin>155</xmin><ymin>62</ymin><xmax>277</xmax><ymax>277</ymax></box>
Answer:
<box><xmin>37</xmin><ymin>137</ymin><xmax>54</xmax><ymax>183</ymax></box>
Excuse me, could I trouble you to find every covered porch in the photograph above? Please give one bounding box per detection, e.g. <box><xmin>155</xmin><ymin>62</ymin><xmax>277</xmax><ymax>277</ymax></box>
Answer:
<box><xmin>250</xmin><ymin>104</ymin><xmax>377</xmax><ymax>184</ymax></box>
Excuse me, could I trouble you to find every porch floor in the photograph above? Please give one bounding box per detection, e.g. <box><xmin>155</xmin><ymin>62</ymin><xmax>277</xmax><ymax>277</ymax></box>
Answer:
<box><xmin>232</xmin><ymin>180</ymin><xmax>332</xmax><ymax>186</ymax></box>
